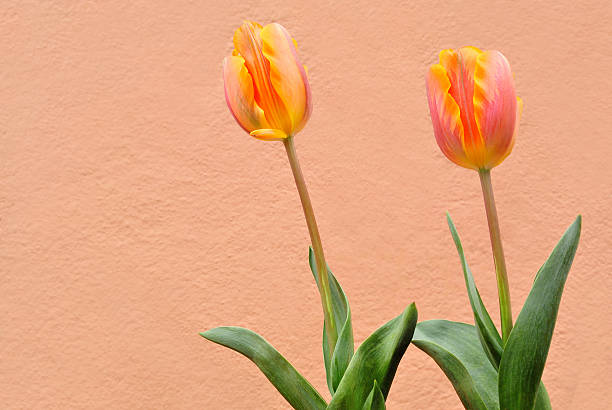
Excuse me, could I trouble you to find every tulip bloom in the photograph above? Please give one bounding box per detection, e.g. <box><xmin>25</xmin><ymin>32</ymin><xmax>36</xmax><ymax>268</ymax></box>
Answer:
<box><xmin>223</xmin><ymin>21</ymin><xmax>312</xmax><ymax>141</ymax></box>
<box><xmin>426</xmin><ymin>47</ymin><xmax>522</xmax><ymax>170</ymax></box>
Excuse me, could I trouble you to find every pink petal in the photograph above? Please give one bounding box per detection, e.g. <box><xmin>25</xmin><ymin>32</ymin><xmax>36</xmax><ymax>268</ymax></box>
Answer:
<box><xmin>473</xmin><ymin>50</ymin><xmax>518</xmax><ymax>168</ymax></box>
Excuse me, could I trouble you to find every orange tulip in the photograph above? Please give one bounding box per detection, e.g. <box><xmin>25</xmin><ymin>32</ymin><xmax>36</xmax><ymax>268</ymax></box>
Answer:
<box><xmin>426</xmin><ymin>47</ymin><xmax>522</xmax><ymax>170</ymax></box>
<box><xmin>223</xmin><ymin>21</ymin><xmax>312</xmax><ymax>141</ymax></box>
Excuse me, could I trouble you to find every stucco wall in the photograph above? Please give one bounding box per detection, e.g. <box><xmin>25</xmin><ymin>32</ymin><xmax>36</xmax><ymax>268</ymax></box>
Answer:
<box><xmin>1</xmin><ymin>0</ymin><xmax>611</xmax><ymax>408</ymax></box>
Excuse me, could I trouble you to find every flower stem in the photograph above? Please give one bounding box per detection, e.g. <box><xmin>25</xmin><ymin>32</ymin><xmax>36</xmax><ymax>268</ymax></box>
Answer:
<box><xmin>283</xmin><ymin>136</ymin><xmax>338</xmax><ymax>354</ymax></box>
<box><xmin>478</xmin><ymin>169</ymin><xmax>513</xmax><ymax>344</ymax></box>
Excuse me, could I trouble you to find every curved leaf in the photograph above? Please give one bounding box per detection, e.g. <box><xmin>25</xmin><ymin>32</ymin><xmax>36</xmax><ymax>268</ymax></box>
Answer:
<box><xmin>309</xmin><ymin>248</ymin><xmax>354</xmax><ymax>394</ymax></box>
<box><xmin>413</xmin><ymin>320</ymin><xmax>499</xmax><ymax>410</ymax></box>
<box><xmin>362</xmin><ymin>380</ymin><xmax>386</xmax><ymax>410</ymax></box>
<box><xmin>447</xmin><ymin>213</ymin><xmax>503</xmax><ymax>368</ymax></box>
<box><xmin>201</xmin><ymin>327</ymin><xmax>327</xmax><ymax>410</ymax></box>
<box><xmin>499</xmin><ymin>216</ymin><xmax>581</xmax><ymax>410</ymax></box>
<box><xmin>327</xmin><ymin>303</ymin><xmax>417</xmax><ymax>409</ymax></box>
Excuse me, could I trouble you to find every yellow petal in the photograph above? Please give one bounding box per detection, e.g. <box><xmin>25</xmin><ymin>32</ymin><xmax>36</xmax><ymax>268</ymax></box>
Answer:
<box><xmin>250</xmin><ymin>128</ymin><xmax>288</xmax><ymax>141</ymax></box>
<box><xmin>261</xmin><ymin>23</ymin><xmax>312</xmax><ymax>135</ymax></box>
<box><xmin>223</xmin><ymin>55</ymin><xmax>269</xmax><ymax>133</ymax></box>
<box><xmin>233</xmin><ymin>21</ymin><xmax>292</xmax><ymax>133</ymax></box>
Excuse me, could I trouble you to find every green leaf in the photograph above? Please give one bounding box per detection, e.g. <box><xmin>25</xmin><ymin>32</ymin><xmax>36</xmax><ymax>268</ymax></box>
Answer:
<box><xmin>361</xmin><ymin>380</ymin><xmax>386</xmax><ymax>410</ymax></box>
<box><xmin>309</xmin><ymin>248</ymin><xmax>354</xmax><ymax>394</ymax></box>
<box><xmin>413</xmin><ymin>320</ymin><xmax>500</xmax><ymax>410</ymax></box>
<box><xmin>498</xmin><ymin>216</ymin><xmax>581</xmax><ymax>410</ymax></box>
<box><xmin>201</xmin><ymin>327</ymin><xmax>327</xmax><ymax>410</ymax></box>
<box><xmin>327</xmin><ymin>303</ymin><xmax>417</xmax><ymax>409</ymax></box>
<box><xmin>447</xmin><ymin>213</ymin><xmax>503</xmax><ymax>369</ymax></box>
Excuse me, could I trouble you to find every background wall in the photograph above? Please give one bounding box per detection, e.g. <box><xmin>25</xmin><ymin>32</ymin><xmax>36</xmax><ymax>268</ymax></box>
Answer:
<box><xmin>2</xmin><ymin>0</ymin><xmax>611</xmax><ymax>408</ymax></box>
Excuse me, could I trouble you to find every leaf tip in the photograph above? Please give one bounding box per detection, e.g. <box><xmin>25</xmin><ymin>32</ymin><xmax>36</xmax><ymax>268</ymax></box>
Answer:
<box><xmin>403</xmin><ymin>302</ymin><xmax>418</xmax><ymax>323</ymax></box>
<box><xmin>445</xmin><ymin>211</ymin><xmax>453</xmax><ymax>225</ymax></box>
<box><xmin>199</xmin><ymin>329</ymin><xmax>215</xmax><ymax>340</ymax></box>
<box><xmin>446</xmin><ymin>212</ymin><xmax>457</xmax><ymax>232</ymax></box>
<box><xmin>568</xmin><ymin>214</ymin><xmax>582</xmax><ymax>242</ymax></box>
<box><xmin>200</xmin><ymin>326</ymin><xmax>231</xmax><ymax>343</ymax></box>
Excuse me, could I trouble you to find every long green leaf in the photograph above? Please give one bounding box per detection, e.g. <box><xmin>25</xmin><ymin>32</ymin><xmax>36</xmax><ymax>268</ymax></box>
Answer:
<box><xmin>498</xmin><ymin>216</ymin><xmax>581</xmax><ymax>410</ymax></box>
<box><xmin>362</xmin><ymin>380</ymin><xmax>386</xmax><ymax>410</ymax></box>
<box><xmin>446</xmin><ymin>214</ymin><xmax>553</xmax><ymax>409</ymax></box>
<box><xmin>201</xmin><ymin>327</ymin><xmax>327</xmax><ymax>410</ymax></box>
<box><xmin>327</xmin><ymin>303</ymin><xmax>417</xmax><ymax>409</ymax></box>
<box><xmin>309</xmin><ymin>248</ymin><xmax>354</xmax><ymax>394</ymax></box>
<box><xmin>447</xmin><ymin>213</ymin><xmax>503</xmax><ymax>369</ymax></box>
<box><xmin>413</xmin><ymin>320</ymin><xmax>500</xmax><ymax>410</ymax></box>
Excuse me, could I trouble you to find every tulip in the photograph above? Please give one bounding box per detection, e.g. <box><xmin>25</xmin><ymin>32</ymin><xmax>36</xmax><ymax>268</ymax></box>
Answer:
<box><xmin>426</xmin><ymin>47</ymin><xmax>522</xmax><ymax>171</ymax></box>
<box><xmin>223</xmin><ymin>22</ymin><xmax>338</xmax><ymax>354</ymax></box>
<box><xmin>223</xmin><ymin>21</ymin><xmax>312</xmax><ymax>141</ymax></box>
<box><xmin>426</xmin><ymin>47</ymin><xmax>523</xmax><ymax>342</ymax></box>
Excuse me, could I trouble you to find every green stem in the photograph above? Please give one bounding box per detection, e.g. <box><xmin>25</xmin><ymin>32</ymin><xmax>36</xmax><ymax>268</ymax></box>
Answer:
<box><xmin>478</xmin><ymin>169</ymin><xmax>513</xmax><ymax>344</ymax></box>
<box><xmin>283</xmin><ymin>136</ymin><xmax>338</xmax><ymax>354</ymax></box>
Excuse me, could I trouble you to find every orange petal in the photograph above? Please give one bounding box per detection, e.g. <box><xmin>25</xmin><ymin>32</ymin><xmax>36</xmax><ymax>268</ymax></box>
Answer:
<box><xmin>261</xmin><ymin>23</ymin><xmax>312</xmax><ymax>135</ymax></box>
<box><xmin>473</xmin><ymin>50</ymin><xmax>518</xmax><ymax>168</ymax></box>
<box><xmin>223</xmin><ymin>55</ymin><xmax>269</xmax><ymax>133</ymax></box>
<box><xmin>233</xmin><ymin>21</ymin><xmax>292</xmax><ymax>134</ymax></box>
<box><xmin>440</xmin><ymin>47</ymin><xmax>486</xmax><ymax>167</ymax></box>
<box><xmin>250</xmin><ymin>128</ymin><xmax>288</xmax><ymax>141</ymax></box>
<box><xmin>426</xmin><ymin>64</ymin><xmax>472</xmax><ymax>169</ymax></box>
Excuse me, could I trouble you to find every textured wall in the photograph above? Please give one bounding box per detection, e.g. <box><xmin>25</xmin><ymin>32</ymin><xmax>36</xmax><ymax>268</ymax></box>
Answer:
<box><xmin>1</xmin><ymin>0</ymin><xmax>611</xmax><ymax>408</ymax></box>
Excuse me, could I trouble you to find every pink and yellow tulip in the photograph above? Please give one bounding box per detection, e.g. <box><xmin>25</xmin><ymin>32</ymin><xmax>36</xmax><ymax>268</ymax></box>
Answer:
<box><xmin>223</xmin><ymin>21</ymin><xmax>311</xmax><ymax>141</ymax></box>
<box><xmin>426</xmin><ymin>47</ymin><xmax>522</xmax><ymax>170</ymax></box>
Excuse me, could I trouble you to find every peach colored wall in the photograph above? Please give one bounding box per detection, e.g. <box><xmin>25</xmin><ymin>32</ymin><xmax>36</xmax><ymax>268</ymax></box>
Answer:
<box><xmin>1</xmin><ymin>0</ymin><xmax>611</xmax><ymax>408</ymax></box>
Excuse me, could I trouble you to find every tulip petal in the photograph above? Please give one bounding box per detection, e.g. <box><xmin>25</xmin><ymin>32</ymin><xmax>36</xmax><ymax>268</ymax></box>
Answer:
<box><xmin>473</xmin><ymin>51</ymin><xmax>517</xmax><ymax>168</ymax></box>
<box><xmin>250</xmin><ymin>128</ymin><xmax>288</xmax><ymax>141</ymax></box>
<box><xmin>233</xmin><ymin>21</ymin><xmax>292</xmax><ymax>133</ymax></box>
<box><xmin>489</xmin><ymin>97</ymin><xmax>522</xmax><ymax>168</ymax></box>
<box><xmin>223</xmin><ymin>55</ymin><xmax>269</xmax><ymax>133</ymax></box>
<box><xmin>261</xmin><ymin>23</ymin><xmax>312</xmax><ymax>135</ymax></box>
<box><xmin>426</xmin><ymin>64</ymin><xmax>472</xmax><ymax>169</ymax></box>
<box><xmin>440</xmin><ymin>47</ymin><xmax>487</xmax><ymax>167</ymax></box>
